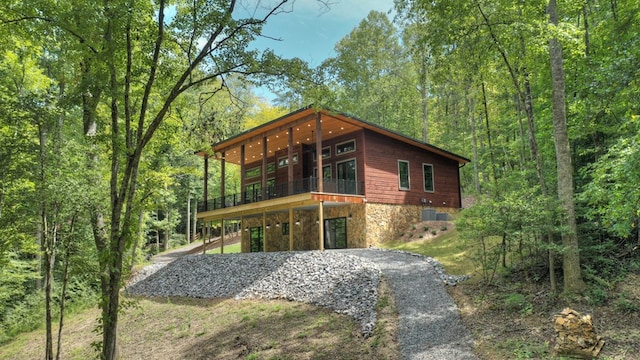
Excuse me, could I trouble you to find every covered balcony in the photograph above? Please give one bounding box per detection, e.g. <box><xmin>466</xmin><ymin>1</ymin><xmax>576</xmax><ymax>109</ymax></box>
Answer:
<box><xmin>198</xmin><ymin>177</ymin><xmax>364</xmax><ymax>212</ymax></box>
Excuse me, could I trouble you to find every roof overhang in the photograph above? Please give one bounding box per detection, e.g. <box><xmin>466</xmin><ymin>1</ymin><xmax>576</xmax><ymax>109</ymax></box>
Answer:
<box><xmin>196</xmin><ymin>105</ymin><xmax>470</xmax><ymax>165</ymax></box>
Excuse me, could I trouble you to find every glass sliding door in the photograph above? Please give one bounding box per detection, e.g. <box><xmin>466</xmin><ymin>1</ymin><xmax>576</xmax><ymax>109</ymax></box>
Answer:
<box><xmin>249</xmin><ymin>227</ymin><xmax>263</xmax><ymax>252</ymax></box>
<box><xmin>336</xmin><ymin>159</ymin><xmax>357</xmax><ymax>195</ymax></box>
<box><xmin>324</xmin><ymin>217</ymin><xmax>347</xmax><ymax>249</ymax></box>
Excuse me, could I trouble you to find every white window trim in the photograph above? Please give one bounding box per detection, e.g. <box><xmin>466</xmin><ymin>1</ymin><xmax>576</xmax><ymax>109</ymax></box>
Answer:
<box><xmin>277</xmin><ymin>152</ymin><xmax>299</xmax><ymax>168</ymax></box>
<box><xmin>398</xmin><ymin>160</ymin><xmax>410</xmax><ymax>191</ymax></box>
<box><xmin>335</xmin><ymin>139</ymin><xmax>356</xmax><ymax>155</ymax></box>
<box><xmin>422</xmin><ymin>163</ymin><xmax>435</xmax><ymax>193</ymax></box>
<box><xmin>314</xmin><ymin>146</ymin><xmax>332</xmax><ymax>161</ymax></box>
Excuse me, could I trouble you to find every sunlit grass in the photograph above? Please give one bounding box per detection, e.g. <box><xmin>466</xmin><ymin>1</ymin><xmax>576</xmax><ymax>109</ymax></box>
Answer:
<box><xmin>382</xmin><ymin>228</ymin><xmax>478</xmax><ymax>277</ymax></box>
<box><xmin>206</xmin><ymin>242</ymin><xmax>241</xmax><ymax>254</ymax></box>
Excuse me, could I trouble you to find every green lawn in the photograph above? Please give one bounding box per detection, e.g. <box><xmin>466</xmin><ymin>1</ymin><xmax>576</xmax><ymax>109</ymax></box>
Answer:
<box><xmin>381</xmin><ymin>228</ymin><xmax>478</xmax><ymax>277</ymax></box>
<box><xmin>206</xmin><ymin>242</ymin><xmax>241</xmax><ymax>254</ymax></box>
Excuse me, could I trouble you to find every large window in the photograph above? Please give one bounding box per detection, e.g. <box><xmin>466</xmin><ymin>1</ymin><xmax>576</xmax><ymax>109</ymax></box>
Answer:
<box><xmin>314</xmin><ymin>146</ymin><xmax>331</xmax><ymax>161</ymax></box>
<box><xmin>324</xmin><ymin>218</ymin><xmax>347</xmax><ymax>249</ymax></box>
<box><xmin>335</xmin><ymin>139</ymin><xmax>356</xmax><ymax>155</ymax></box>
<box><xmin>398</xmin><ymin>160</ymin><xmax>410</xmax><ymax>190</ymax></box>
<box><xmin>245</xmin><ymin>167</ymin><xmax>261</xmax><ymax>179</ymax></box>
<box><xmin>313</xmin><ymin>165</ymin><xmax>332</xmax><ymax>180</ymax></box>
<box><xmin>277</xmin><ymin>153</ymin><xmax>299</xmax><ymax>168</ymax></box>
<box><xmin>423</xmin><ymin>163</ymin><xmax>434</xmax><ymax>192</ymax></box>
<box><xmin>336</xmin><ymin>159</ymin><xmax>357</xmax><ymax>194</ymax></box>
<box><xmin>249</xmin><ymin>227</ymin><xmax>263</xmax><ymax>252</ymax></box>
<box><xmin>244</xmin><ymin>182</ymin><xmax>261</xmax><ymax>203</ymax></box>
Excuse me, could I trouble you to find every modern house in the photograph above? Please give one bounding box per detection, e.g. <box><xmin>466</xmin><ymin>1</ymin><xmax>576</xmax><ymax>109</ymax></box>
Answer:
<box><xmin>196</xmin><ymin>106</ymin><xmax>469</xmax><ymax>252</ymax></box>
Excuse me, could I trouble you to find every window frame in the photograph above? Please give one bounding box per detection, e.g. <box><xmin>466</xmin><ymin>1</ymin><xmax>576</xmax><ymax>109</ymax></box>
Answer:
<box><xmin>245</xmin><ymin>166</ymin><xmax>261</xmax><ymax>179</ymax></box>
<box><xmin>277</xmin><ymin>152</ymin><xmax>299</xmax><ymax>168</ymax></box>
<box><xmin>335</xmin><ymin>139</ymin><xmax>356</xmax><ymax>156</ymax></box>
<box><xmin>323</xmin><ymin>217</ymin><xmax>347</xmax><ymax>249</ymax></box>
<box><xmin>398</xmin><ymin>160</ymin><xmax>411</xmax><ymax>191</ymax></box>
<box><xmin>335</xmin><ymin>158</ymin><xmax>358</xmax><ymax>195</ymax></box>
<box><xmin>313</xmin><ymin>164</ymin><xmax>332</xmax><ymax>180</ymax></box>
<box><xmin>422</xmin><ymin>163</ymin><xmax>435</xmax><ymax>193</ymax></box>
<box><xmin>314</xmin><ymin>146</ymin><xmax>332</xmax><ymax>161</ymax></box>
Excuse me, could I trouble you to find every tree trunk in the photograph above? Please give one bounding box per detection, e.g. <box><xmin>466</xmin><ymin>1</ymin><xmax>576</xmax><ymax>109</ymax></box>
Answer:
<box><xmin>164</xmin><ymin>208</ymin><xmax>170</xmax><ymax>251</ymax></box>
<box><xmin>470</xmin><ymin>104</ymin><xmax>481</xmax><ymax>193</ymax></box>
<box><xmin>481</xmin><ymin>81</ymin><xmax>498</xmax><ymax>183</ymax></box>
<box><xmin>193</xmin><ymin>199</ymin><xmax>198</xmax><ymax>240</ymax></box>
<box><xmin>56</xmin><ymin>214</ymin><xmax>75</xmax><ymax>360</ymax></box>
<box><xmin>130</xmin><ymin>210</ymin><xmax>144</xmax><ymax>271</ymax></box>
<box><xmin>186</xmin><ymin>192</ymin><xmax>191</xmax><ymax>244</ymax></box>
<box><xmin>419</xmin><ymin>57</ymin><xmax>429</xmax><ymax>142</ymax></box>
<box><xmin>548</xmin><ymin>0</ymin><xmax>587</xmax><ymax>295</ymax></box>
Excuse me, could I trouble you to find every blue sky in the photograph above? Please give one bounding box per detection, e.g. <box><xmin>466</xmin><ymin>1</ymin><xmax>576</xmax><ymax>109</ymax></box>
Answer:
<box><xmin>240</xmin><ymin>0</ymin><xmax>395</xmax><ymax>101</ymax></box>
<box><xmin>249</xmin><ymin>0</ymin><xmax>394</xmax><ymax>67</ymax></box>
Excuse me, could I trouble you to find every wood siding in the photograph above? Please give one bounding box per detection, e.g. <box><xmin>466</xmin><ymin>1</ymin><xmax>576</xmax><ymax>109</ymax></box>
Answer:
<box><xmin>240</xmin><ymin>128</ymin><xmax>462</xmax><ymax>208</ymax></box>
<box><xmin>363</xmin><ymin>129</ymin><xmax>461</xmax><ymax>208</ymax></box>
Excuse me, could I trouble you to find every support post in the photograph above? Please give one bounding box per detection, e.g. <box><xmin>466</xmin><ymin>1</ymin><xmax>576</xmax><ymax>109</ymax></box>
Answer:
<box><xmin>315</xmin><ymin>112</ymin><xmax>323</xmax><ymax>193</ymax></box>
<box><xmin>240</xmin><ymin>144</ymin><xmax>245</xmax><ymax>203</ymax></box>
<box><xmin>262</xmin><ymin>136</ymin><xmax>267</xmax><ymax>199</ymax></box>
<box><xmin>221</xmin><ymin>152</ymin><xmax>226</xmax><ymax>206</ymax></box>
<box><xmin>288</xmin><ymin>127</ymin><xmax>294</xmax><ymax>195</ymax></box>
<box><xmin>204</xmin><ymin>156</ymin><xmax>209</xmax><ymax>211</ymax></box>
<box><xmin>289</xmin><ymin>207</ymin><xmax>294</xmax><ymax>251</ymax></box>
<box><xmin>318</xmin><ymin>201</ymin><xmax>324</xmax><ymax>251</ymax></box>
<box><xmin>262</xmin><ymin>211</ymin><xmax>267</xmax><ymax>252</ymax></box>
<box><xmin>220</xmin><ymin>219</ymin><xmax>224</xmax><ymax>254</ymax></box>
<box><xmin>201</xmin><ymin>220</ymin><xmax>207</xmax><ymax>254</ymax></box>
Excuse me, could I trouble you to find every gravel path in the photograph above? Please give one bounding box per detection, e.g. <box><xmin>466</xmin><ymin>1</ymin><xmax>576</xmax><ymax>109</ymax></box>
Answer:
<box><xmin>127</xmin><ymin>248</ymin><xmax>476</xmax><ymax>359</ymax></box>
<box><xmin>341</xmin><ymin>249</ymin><xmax>476</xmax><ymax>360</ymax></box>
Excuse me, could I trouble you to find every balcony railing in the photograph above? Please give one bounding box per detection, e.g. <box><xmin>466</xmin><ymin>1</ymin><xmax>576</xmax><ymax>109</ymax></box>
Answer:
<box><xmin>198</xmin><ymin>177</ymin><xmax>364</xmax><ymax>212</ymax></box>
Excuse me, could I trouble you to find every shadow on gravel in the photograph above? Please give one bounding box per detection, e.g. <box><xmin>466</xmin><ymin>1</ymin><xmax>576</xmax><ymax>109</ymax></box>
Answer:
<box><xmin>125</xmin><ymin>251</ymin><xmax>381</xmax><ymax>335</ymax></box>
<box><xmin>127</xmin><ymin>253</ymin><xmax>295</xmax><ymax>299</ymax></box>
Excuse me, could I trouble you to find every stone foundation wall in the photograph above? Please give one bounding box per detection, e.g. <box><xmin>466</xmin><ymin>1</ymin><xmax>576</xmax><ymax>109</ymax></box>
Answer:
<box><xmin>239</xmin><ymin>204</ymin><xmax>366</xmax><ymax>252</ymax></box>
<box><xmin>365</xmin><ymin>203</ymin><xmax>422</xmax><ymax>245</ymax></box>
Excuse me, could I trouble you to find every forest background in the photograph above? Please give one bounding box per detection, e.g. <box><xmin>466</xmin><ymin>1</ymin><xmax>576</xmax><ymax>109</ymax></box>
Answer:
<box><xmin>0</xmin><ymin>0</ymin><xmax>638</xmax><ymax>359</ymax></box>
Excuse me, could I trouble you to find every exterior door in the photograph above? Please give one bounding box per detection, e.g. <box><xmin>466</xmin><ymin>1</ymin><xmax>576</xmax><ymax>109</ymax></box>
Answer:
<box><xmin>336</xmin><ymin>159</ymin><xmax>357</xmax><ymax>194</ymax></box>
<box><xmin>249</xmin><ymin>227</ymin><xmax>263</xmax><ymax>252</ymax></box>
<box><xmin>324</xmin><ymin>217</ymin><xmax>347</xmax><ymax>249</ymax></box>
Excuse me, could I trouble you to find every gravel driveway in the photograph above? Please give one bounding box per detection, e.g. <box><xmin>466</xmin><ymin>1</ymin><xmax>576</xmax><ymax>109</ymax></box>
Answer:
<box><xmin>341</xmin><ymin>249</ymin><xmax>476</xmax><ymax>359</ymax></box>
<box><xmin>128</xmin><ymin>248</ymin><xmax>476</xmax><ymax>359</ymax></box>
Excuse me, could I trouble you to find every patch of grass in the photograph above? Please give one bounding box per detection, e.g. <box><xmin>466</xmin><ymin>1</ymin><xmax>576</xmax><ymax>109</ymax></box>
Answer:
<box><xmin>206</xmin><ymin>242</ymin><xmax>241</xmax><ymax>254</ymax></box>
<box><xmin>1</xmin><ymin>296</ymin><xmax>400</xmax><ymax>360</ymax></box>
<box><xmin>499</xmin><ymin>338</ymin><xmax>550</xmax><ymax>359</ymax></box>
<box><xmin>383</xmin><ymin>228</ymin><xmax>477</xmax><ymax>277</ymax></box>
<box><xmin>615</xmin><ymin>291</ymin><xmax>639</xmax><ymax>313</ymax></box>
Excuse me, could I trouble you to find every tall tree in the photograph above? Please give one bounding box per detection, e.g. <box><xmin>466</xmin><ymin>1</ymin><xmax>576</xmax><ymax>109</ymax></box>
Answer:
<box><xmin>547</xmin><ymin>0</ymin><xmax>586</xmax><ymax>294</ymax></box>
<box><xmin>2</xmin><ymin>1</ymin><xmax>322</xmax><ymax>358</ymax></box>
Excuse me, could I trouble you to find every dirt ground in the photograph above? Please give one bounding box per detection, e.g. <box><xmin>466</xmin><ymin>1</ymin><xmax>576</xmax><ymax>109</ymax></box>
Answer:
<box><xmin>447</xmin><ymin>273</ymin><xmax>640</xmax><ymax>359</ymax></box>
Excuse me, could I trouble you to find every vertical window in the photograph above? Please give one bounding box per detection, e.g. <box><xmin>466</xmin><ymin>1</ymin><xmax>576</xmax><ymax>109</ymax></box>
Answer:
<box><xmin>324</xmin><ymin>218</ymin><xmax>347</xmax><ymax>249</ymax></box>
<box><xmin>336</xmin><ymin>159</ymin><xmax>357</xmax><ymax>194</ymax></box>
<box><xmin>278</xmin><ymin>153</ymin><xmax>298</xmax><ymax>167</ymax></box>
<box><xmin>314</xmin><ymin>165</ymin><xmax>332</xmax><ymax>180</ymax></box>
<box><xmin>244</xmin><ymin>182</ymin><xmax>261</xmax><ymax>203</ymax></box>
<box><xmin>249</xmin><ymin>227</ymin><xmax>263</xmax><ymax>252</ymax></box>
<box><xmin>398</xmin><ymin>160</ymin><xmax>410</xmax><ymax>190</ymax></box>
<box><xmin>423</xmin><ymin>163</ymin><xmax>434</xmax><ymax>192</ymax></box>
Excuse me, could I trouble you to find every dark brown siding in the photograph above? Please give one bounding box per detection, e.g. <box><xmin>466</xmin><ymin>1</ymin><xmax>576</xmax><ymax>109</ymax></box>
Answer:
<box><xmin>363</xmin><ymin>129</ymin><xmax>462</xmax><ymax>208</ymax></box>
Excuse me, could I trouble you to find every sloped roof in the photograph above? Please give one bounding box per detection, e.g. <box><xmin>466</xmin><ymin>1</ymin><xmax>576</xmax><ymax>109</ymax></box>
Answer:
<box><xmin>199</xmin><ymin>105</ymin><xmax>470</xmax><ymax>165</ymax></box>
